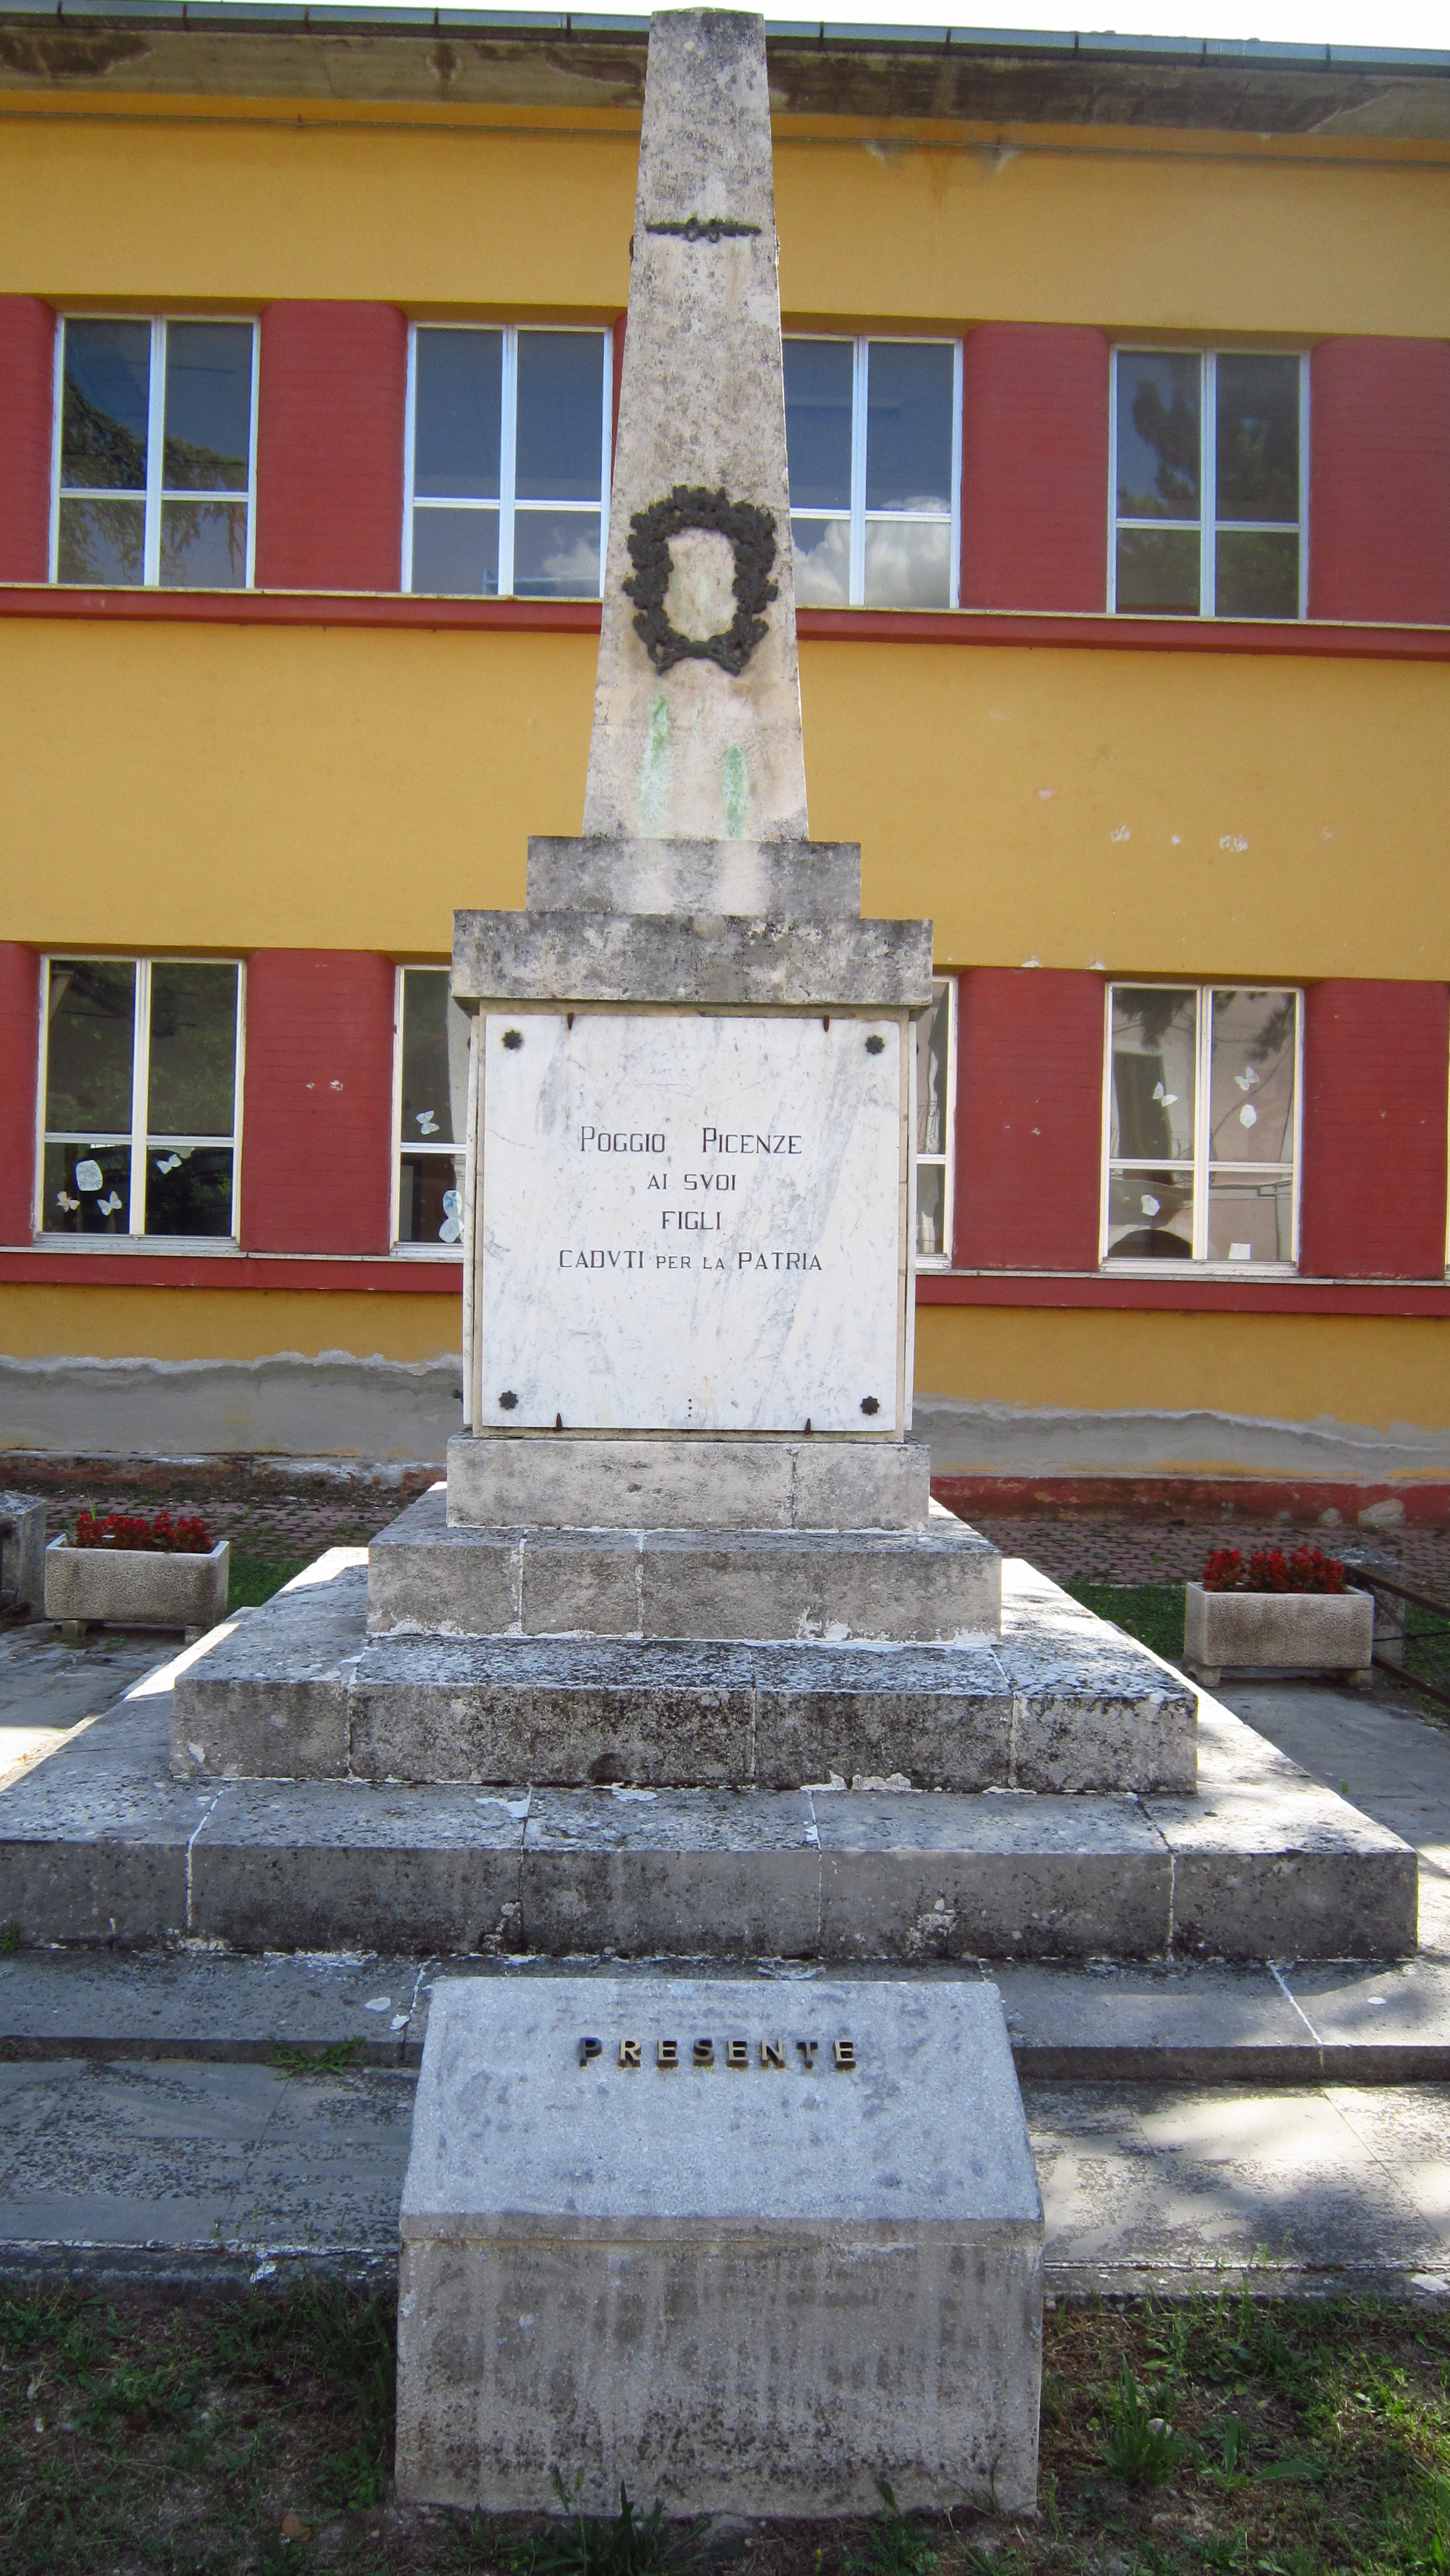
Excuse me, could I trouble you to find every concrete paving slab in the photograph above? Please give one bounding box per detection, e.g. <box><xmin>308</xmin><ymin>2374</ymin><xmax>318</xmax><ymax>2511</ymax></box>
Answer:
<box><xmin>237</xmin><ymin>2065</ymin><xmax>418</xmax><ymax>2258</ymax></box>
<box><xmin>8</xmin><ymin>2042</ymin><xmax>1450</xmax><ymax>2294</ymax></box>
<box><xmin>0</xmin><ymin>2057</ymin><xmax>277</xmax><ymax>2250</ymax></box>
<box><xmin>0</xmin><ymin>1949</ymin><xmax>433</xmax><ymax>2063</ymax></box>
<box><xmin>989</xmin><ymin>1960</ymin><xmax>1316</xmax><ymax>2082</ymax></box>
<box><xmin>1027</xmin><ymin>2079</ymin><xmax>1442</xmax><ymax>2284</ymax></box>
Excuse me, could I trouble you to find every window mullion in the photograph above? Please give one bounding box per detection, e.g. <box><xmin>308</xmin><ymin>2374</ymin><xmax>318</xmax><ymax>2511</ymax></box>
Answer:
<box><xmin>130</xmin><ymin>959</ymin><xmax>151</xmax><ymax>1236</ymax></box>
<box><xmin>1298</xmin><ymin>352</ymin><xmax>1310</xmax><ymax>621</ymax></box>
<box><xmin>1193</xmin><ymin>987</ymin><xmax>1210</xmax><ymax>1259</ymax></box>
<box><xmin>498</xmin><ymin>327</ymin><xmax>519</xmax><ymax>599</ymax></box>
<box><xmin>401</xmin><ymin>325</ymin><xmax>419</xmax><ymax>591</ymax></box>
<box><xmin>1201</xmin><ymin>351</ymin><xmax>1216</xmax><ymax>618</ymax></box>
<box><xmin>143</xmin><ymin>320</ymin><xmax>165</xmax><ymax>587</ymax></box>
<box><xmin>599</xmin><ymin>328</ymin><xmax>613</xmax><ymax>596</ymax></box>
<box><xmin>849</xmin><ymin>337</ymin><xmax>867</xmax><ymax>608</ymax></box>
<box><xmin>245</xmin><ymin>320</ymin><xmax>261</xmax><ymax>590</ymax></box>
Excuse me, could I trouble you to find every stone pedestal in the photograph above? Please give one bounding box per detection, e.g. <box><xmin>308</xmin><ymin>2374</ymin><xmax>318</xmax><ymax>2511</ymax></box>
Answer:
<box><xmin>395</xmin><ymin>1975</ymin><xmax>1043</xmax><ymax>2516</ymax></box>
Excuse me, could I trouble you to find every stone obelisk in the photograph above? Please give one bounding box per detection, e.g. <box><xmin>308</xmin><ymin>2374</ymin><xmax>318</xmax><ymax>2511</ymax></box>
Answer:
<box><xmin>450</xmin><ymin>5</ymin><xmax>945</xmax><ymax>1528</ymax></box>
<box><xmin>581</xmin><ymin>7</ymin><xmax>808</xmax><ymax>846</ymax></box>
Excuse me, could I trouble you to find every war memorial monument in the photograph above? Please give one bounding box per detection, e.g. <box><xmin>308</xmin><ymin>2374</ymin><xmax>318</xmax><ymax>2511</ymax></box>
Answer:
<box><xmin>0</xmin><ymin>3</ymin><xmax>1418</xmax><ymax>2525</ymax></box>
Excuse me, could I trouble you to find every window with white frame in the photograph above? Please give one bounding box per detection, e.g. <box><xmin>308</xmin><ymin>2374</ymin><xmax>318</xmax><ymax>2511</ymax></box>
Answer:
<box><xmin>39</xmin><ymin>958</ymin><xmax>243</xmax><ymax>1239</ymax></box>
<box><xmin>394</xmin><ymin>967</ymin><xmax>471</xmax><ymax>1251</ymax></box>
<box><xmin>915</xmin><ymin>977</ymin><xmax>956</xmax><ymax>1267</ymax></box>
<box><xmin>1110</xmin><ymin>351</ymin><xmax>1306</xmax><ymax>619</ymax></box>
<box><xmin>52</xmin><ymin>318</ymin><xmax>257</xmax><ymax>589</ymax></box>
<box><xmin>404</xmin><ymin>326</ymin><xmax>612</xmax><ymax>599</ymax></box>
<box><xmin>1103</xmin><ymin>984</ymin><xmax>1301</xmax><ymax>1268</ymax></box>
<box><xmin>784</xmin><ymin>336</ymin><xmax>961</xmax><ymax>611</ymax></box>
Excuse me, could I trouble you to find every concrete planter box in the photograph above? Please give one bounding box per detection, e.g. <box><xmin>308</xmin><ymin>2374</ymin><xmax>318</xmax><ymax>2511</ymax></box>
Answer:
<box><xmin>1184</xmin><ymin>1581</ymin><xmax>1374</xmax><ymax>1686</ymax></box>
<box><xmin>45</xmin><ymin>1536</ymin><xmax>230</xmax><ymax>1637</ymax></box>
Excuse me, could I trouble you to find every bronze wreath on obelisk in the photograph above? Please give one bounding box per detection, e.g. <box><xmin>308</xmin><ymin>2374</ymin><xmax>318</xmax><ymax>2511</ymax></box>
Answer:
<box><xmin>622</xmin><ymin>484</ymin><xmax>779</xmax><ymax>677</ymax></box>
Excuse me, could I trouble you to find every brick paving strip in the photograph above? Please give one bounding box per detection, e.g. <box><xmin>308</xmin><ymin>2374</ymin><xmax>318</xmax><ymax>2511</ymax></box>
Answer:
<box><xmin>10</xmin><ymin>1455</ymin><xmax>1449</xmax><ymax>1590</ymax></box>
<box><xmin>2</xmin><ymin>1456</ymin><xmax>441</xmax><ymax>1562</ymax></box>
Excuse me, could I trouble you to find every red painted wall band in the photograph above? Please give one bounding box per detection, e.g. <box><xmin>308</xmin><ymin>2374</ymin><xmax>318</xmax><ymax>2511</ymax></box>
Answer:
<box><xmin>0</xmin><ymin>944</ymin><xmax>41</xmax><ymax>1243</ymax></box>
<box><xmin>953</xmin><ymin>967</ymin><xmax>1107</xmax><ymax>1271</ymax></box>
<box><xmin>0</xmin><ymin>298</ymin><xmax>55</xmax><ymax>586</ymax></box>
<box><xmin>255</xmin><ymin>302</ymin><xmax>408</xmax><ymax>593</ymax></box>
<box><xmin>1309</xmin><ymin>339</ymin><xmax>1450</xmax><ymax>627</ymax></box>
<box><xmin>239</xmin><ymin>950</ymin><xmax>398</xmax><ymax>1255</ymax></box>
<box><xmin>960</xmin><ymin>322</ymin><xmax>1110</xmax><ymax>614</ymax></box>
<box><xmin>1299</xmin><ymin>979</ymin><xmax>1450</xmax><ymax>1280</ymax></box>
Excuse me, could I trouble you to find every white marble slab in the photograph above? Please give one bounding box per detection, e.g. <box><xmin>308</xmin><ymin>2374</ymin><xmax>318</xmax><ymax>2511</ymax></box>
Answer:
<box><xmin>475</xmin><ymin>1011</ymin><xmax>906</xmax><ymax>1433</ymax></box>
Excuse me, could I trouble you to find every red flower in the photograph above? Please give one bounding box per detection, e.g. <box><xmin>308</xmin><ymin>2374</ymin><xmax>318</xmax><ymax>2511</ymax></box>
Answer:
<box><xmin>70</xmin><ymin>1506</ymin><xmax>215</xmax><ymax>1555</ymax></box>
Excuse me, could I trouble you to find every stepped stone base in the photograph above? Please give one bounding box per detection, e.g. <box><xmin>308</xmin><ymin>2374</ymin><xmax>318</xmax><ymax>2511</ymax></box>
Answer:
<box><xmin>372</xmin><ymin>1484</ymin><xmax>1001</xmax><ymax>1644</ymax></box>
<box><xmin>0</xmin><ymin>1632</ymin><xmax>1415</xmax><ymax>1960</ymax></box>
<box><xmin>171</xmin><ymin>1558</ymin><xmax>1194</xmax><ymax>1792</ymax></box>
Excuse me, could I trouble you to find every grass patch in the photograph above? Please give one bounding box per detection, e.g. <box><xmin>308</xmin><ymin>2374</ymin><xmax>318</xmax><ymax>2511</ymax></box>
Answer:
<box><xmin>1067</xmin><ymin>1581</ymin><xmax>1186</xmax><ymax>1664</ymax></box>
<box><xmin>7</xmin><ymin>2286</ymin><xmax>1450</xmax><ymax>2573</ymax></box>
<box><xmin>228</xmin><ymin>1555</ymin><xmax>313</xmax><ymax>1614</ymax></box>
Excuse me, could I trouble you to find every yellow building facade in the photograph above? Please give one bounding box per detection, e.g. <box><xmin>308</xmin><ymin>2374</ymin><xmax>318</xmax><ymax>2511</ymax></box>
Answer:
<box><xmin>1</xmin><ymin>11</ymin><xmax>1446</xmax><ymax>1512</ymax></box>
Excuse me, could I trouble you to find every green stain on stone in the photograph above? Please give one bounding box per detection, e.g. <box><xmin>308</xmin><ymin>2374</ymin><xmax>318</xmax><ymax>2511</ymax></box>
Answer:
<box><xmin>639</xmin><ymin>692</ymin><xmax>672</xmax><ymax>834</ymax></box>
<box><xmin>723</xmin><ymin>742</ymin><xmax>749</xmax><ymax>838</ymax></box>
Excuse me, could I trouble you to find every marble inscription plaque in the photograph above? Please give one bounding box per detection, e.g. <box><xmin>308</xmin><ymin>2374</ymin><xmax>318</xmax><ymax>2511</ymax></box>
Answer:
<box><xmin>476</xmin><ymin>1013</ymin><xmax>904</xmax><ymax>1432</ymax></box>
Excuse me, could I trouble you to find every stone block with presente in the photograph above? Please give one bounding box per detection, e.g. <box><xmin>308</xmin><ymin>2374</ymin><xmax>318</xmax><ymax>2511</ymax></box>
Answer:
<box><xmin>395</xmin><ymin>1974</ymin><xmax>1043</xmax><ymax>2517</ymax></box>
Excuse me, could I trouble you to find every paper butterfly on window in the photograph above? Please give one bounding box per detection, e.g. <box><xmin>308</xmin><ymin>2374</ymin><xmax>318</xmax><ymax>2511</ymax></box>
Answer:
<box><xmin>438</xmin><ymin>1187</ymin><xmax>463</xmax><ymax>1246</ymax></box>
<box><xmin>416</xmin><ymin>1110</ymin><xmax>439</xmax><ymax>1136</ymax></box>
<box><xmin>55</xmin><ymin>1191</ymin><xmax>80</xmax><ymax>1213</ymax></box>
<box><xmin>97</xmin><ymin>1191</ymin><xmax>123</xmax><ymax>1216</ymax></box>
<box><xmin>156</xmin><ymin>1154</ymin><xmax>182</xmax><ymax>1174</ymax></box>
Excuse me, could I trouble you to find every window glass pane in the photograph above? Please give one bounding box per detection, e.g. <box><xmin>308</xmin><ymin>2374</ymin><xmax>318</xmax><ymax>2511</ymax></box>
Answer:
<box><xmin>44</xmin><ymin>1140</ymin><xmax>131</xmax><ymax>1234</ymax></box>
<box><xmin>145</xmin><ymin>1145</ymin><xmax>234</xmax><ymax>1238</ymax></box>
<box><xmin>57</xmin><ymin>496</ymin><xmax>145</xmax><ymax>587</ymax></box>
<box><xmin>916</xmin><ymin>1162</ymin><xmax>946</xmax><ymax>1262</ymax></box>
<box><xmin>513</xmin><ymin>509</ymin><xmax>602</xmax><ymax>599</ymax></box>
<box><xmin>865</xmin><ymin>342</ymin><xmax>955</xmax><ymax>514</ymax></box>
<box><xmin>1207</xmin><ymin>1173</ymin><xmax>1293</xmax><ymax>1264</ymax></box>
<box><xmin>410</xmin><ymin>507</ymin><xmax>499</xmax><ymax>597</ymax></box>
<box><xmin>401</xmin><ymin>969</ymin><xmax>471</xmax><ymax>1148</ymax></box>
<box><xmin>515</xmin><ymin>332</ymin><xmax>603</xmax><ymax>503</ymax></box>
<box><xmin>159</xmin><ymin>500</ymin><xmax>248</xmax><ymax>590</ymax></box>
<box><xmin>783</xmin><ymin>339</ymin><xmax>853</xmax><ymax>512</ymax></box>
<box><xmin>1209</xmin><ymin>988</ymin><xmax>1296</xmax><ymax>1166</ymax></box>
<box><xmin>162</xmin><ymin>323</ymin><xmax>252</xmax><ymax>493</ymax></box>
<box><xmin>791</xmin><ymin>516</ymin><xmax>850</xmax><ymax>608</ymax></box>
<box><xmin>399</xmin><ymin>1153</ymin><xmax>464</xmax><ymax>1247</ymax></box>
<box><xmin>1215</xmin><ymin>530</ymin><xmax>1299</xmax><ymax>620</ymax></box>
<box><xmin>46</xmin><ymin>959</ymin><xmax>135</xmax><ymax>1131</ymax></box>
<box><xmin>1110</xmin><ymin>990</ymin><xmax>1196</xmax><ymax>1160</ymax></box>
<box><xmin>61</xmin><ymin>320</ymin><xmax>150</xmax><ymax>491</ymax></box>
<box><xmin>147</xmin><ymin>963</ymin><xmax>238</xmax><ymax>1137</ymax></box>
<box><xmin>413</xmin><ymin>329</ymin><xmax>501</xmax><ymax>500</ymax></box>
<box><xmin>1216</xmin><ymin>354</ymin><xmax>1299</xmax><ymax>525</ymax></box>
<box><xmin>916</xmin><ymin>984</ymin><xmax>951</xmax><ymax>1156</ymax></box>
<box><xmin>1116</xmin><ymin>528</ymin><xmax>1199</xmax><ymax>614</ymax></box>
<box><xmin>863</xmin><ymin>517</ymin><xmax>952</xmax><ymax>610</ymax></box>
<box><xmin>1116</xmin><ymin>352</ymin><xmax>1200</xmax><ymax>519</ymax></box>
<box><xmin>1107</xmin><ymin>1168</ymin><xmax>1194</xmax><ymax>1259</ymax></box>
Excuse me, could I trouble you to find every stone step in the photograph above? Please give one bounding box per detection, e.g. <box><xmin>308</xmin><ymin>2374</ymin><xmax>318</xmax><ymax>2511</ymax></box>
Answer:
<box><xmin>0</xmin><ymin>1677</ymin><xmax>1412</xmax><ymax>1963</ymax></box>
<box><xmin>446</xmin><ymin>1432</ymin><xmax>933</xmax><ymax>1531</ymax></box>
<box><xmin>5</xmin><ymin>1948</ymin><xmax>1449</xmax><ymax>2085</ymax></box>
<box><xmin>369</xmin><ymin>1484</ymin><xmax>1002</xmax><ymax>1645</ymax></box>
<box><xmin>173</xmin><ymin>1559</ymin><xmax>1193</xmax><ymax>1791</ymax></box>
